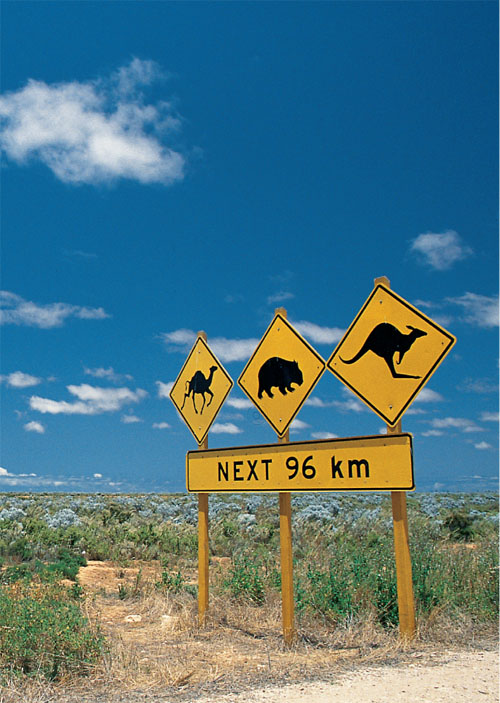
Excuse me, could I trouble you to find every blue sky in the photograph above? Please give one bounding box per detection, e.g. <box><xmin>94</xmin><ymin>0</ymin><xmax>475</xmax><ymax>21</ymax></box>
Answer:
<box><xmin>1</xmin><ymin>1</ymin><xmax>498</xmax><ymax>493</ymax></box>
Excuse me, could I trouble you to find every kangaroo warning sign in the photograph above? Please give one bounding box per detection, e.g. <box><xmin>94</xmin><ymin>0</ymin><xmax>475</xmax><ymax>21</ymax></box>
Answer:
<box><xmin>327</xmin><ymin>284</ymin><xmax>456</xmax><ymax>426</ymax></box>
<box><xmin>238</xmin><ymin>313</ymin><xmax>325</xmax><ymax>437</ymax></box>
<box><xmin>170</xmin><ymin>336</ymin><xmax>233</xmax><ymax>444</ymax></box>
<box><xmin>186</xmin><ymin>433</ymin><xmax>414</xmax><ymax>492</ymax></box>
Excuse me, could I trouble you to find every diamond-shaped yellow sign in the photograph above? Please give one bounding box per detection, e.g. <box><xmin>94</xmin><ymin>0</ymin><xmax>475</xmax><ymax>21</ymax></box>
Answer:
<box><xmin>170</xmin><ymin>336</ymin><xmax>233</xmax><ymax>444</ymax></box>
<box><xmin>327</xmin><ymin>284</ymin><xmax>456</xmax><ymax>426</ymax></box>
<box><xmin>238</xmin><ymin>314</ymin><xmax>326</xmax><ymax>437</ymax></box>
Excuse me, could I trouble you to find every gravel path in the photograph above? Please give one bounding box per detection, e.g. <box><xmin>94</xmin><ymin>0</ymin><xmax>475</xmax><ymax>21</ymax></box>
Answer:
<box><xmin>197</xmin><ymin>649</ymin><xmax>498</xmax><ymax>703</ymax></box>
<box><xmin>4</xmin><ymin>648</ymin><xmax>496</xmax><ymax>703</ymax></box>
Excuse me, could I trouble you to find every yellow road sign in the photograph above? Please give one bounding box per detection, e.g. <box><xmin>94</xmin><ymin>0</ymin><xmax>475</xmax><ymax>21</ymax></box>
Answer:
<box><xmin>327</xmin><ymin>284</ymin><xmax>456</xmax><ymax>426</ymax></box>
<box><xmin>187</xmin><ymin>433</ymin><xmax>414</xmax><ymax>492</ymax></box>
<box><xmin>238</xmin><ymin>313</ymin><xmax>325</xmax><ymax>437</ymax></box>
<box><xmin>170</xmin><ymin>336</ymin><xmax>233</xmax><ymax>444</ymax></box>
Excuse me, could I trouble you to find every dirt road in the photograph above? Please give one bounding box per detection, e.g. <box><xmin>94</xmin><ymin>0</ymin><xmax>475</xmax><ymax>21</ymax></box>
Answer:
<box><xmin>197</xmin><ymin>649</ymin><xmax>498</xmax><ymax>703</ymax></box>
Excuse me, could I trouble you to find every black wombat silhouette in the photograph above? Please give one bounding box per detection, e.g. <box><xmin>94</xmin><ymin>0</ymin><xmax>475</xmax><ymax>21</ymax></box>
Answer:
<box><xmin>181</xmin><ymin>366</ymin><xmax>218</xmax><ymax>414</ymax></box>
<box><xmin>258</xmin><ymin>357</ymin><xmax>303</xmax><ymax>399</ymax></box>
<box><xmin>340</xmin><ymin>323</ymin><xmax>427</xmax><ymax>379</ymax></box>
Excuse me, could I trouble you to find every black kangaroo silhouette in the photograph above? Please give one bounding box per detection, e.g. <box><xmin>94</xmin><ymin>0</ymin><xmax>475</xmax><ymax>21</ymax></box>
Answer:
<box><xmin>181</xmin><ymin>366</ymin><xmax>218</xmax><ymax>414</ymax></box>
<box><xmin>340</xmin><ymin>323</ymin><xmax>427</xmax><ymax>379</ymax></box>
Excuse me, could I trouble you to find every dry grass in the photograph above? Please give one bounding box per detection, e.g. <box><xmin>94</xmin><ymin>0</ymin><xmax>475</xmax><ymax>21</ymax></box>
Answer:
<box><xmin>1</xmin><ymin>559</ymin><xmax>497</xmax><ymax>703</ymax></box>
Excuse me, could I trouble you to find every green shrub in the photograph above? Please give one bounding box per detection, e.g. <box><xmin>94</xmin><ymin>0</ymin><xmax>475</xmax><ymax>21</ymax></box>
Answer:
<box><xmin>411</xmin><ymin>533</ymin><xmax>498</xmax><ymax>620</ymax></box>
<box><xmin>0</xmin><ymin>579</ymin><xmax>104</xmax><ymax>681</ymax></box>
<box><xmin>156</xmin><ymin>568</ymin><xmax>186</xmax><ymax>593</ymax></box>
<box><xmin>224</xmin><ymin>556</ymin><xmax>265</xmax><ymax>605</ymax></box>
<box><xmin>442</xmin><ymin>510</ymin><xmax>477</xmax><ymax>541</ymax></box>
<box><xmin>295</xmin><ymin>545</ymin><xmax>398</xmax><ymax>627</ymax></box>
<box><xmin>0</xmin><ymin>565</ymin><xmax>32</xmax><ymax>585</ymax></box>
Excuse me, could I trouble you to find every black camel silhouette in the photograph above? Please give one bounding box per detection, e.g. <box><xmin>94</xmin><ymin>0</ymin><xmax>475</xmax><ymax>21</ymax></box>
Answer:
<box><xmin>181</xmin><ymin>366</ymin><xmax>218</xmax><ymax>414</ymax></box>
<box><xmin>340</xmin><ymin>323</ymin><xmax>427</xmax><ymax>379</ymax></box>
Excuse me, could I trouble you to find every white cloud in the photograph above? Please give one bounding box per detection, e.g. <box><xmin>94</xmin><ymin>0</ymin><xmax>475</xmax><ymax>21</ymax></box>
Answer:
<box><xmin>412</xmin><ymin>299</ymin><xmax>436</xmax><ymax>310</ymax></box>
<box><xmin>0</xmin><ymin>467</ymin><xmax>37</xmax><ymax>480</ymax></box>
<box><xmin>0</xmin><ymin>470</ymin><xmax>127</xmax><ymax>490</ymax></box>
<box><xmin>115</xmin><ymin>57</ymin><xmax>163</xmax><ymax>95</ymax></box>
<box><xmin>480</xmin><ymin>411</ymin><xmax>499</xmax><ymax>422</ymax></box>
<box><xmin>153</xmin><ymin>422</ymin><xmax>171</xmax><ymax>429</ymax></box>
<box><xmin>224</xmin><ymin>412</ymin><xmax>244</xmax><ymax>421</ymax></box>
<box><xmin>429</xmin><ymin>416</ymin><xmax>484</xmax><ymax>433</ymax></box>
<box><xmin>161</xmin><ymin>329</ymin><xmax>259</xmax><ymax>363</ymax></box>
<box><xmin>421</xmin><ymin>429</ymin><xmax>444</xmax><ymax>437</ymax></box>
<box><xmin>474</xmin><ymin>441</ymin><xmax>493</xmax><ymax>450</ymax></box>
<box><xmin>162</xmin><ymin>329</ymin><xmax>197</xmax><ymax>348</ymax></box>
<box><xmin>156</xmin><ymin>380</ymin><xmax>174</xmax><ymax>398</ymax></box>
<box><xmin>305</xmin><ymin>396</ymin><xmax>336</xmax><ymax>408</ymax></box>
<box><xmin>84</xmin><ymin>367</ymin><xmax>132</xmax><ymax>382</ymax></box>
<box><xmin>1</xmin><ymin>371</ymin><xmax>42</xmax><ymax>388</ymax></box>
<box><xmin>0</xmin><ymin>290</ymin><xmax>109</xmax><ymax>328</ymax></box>
<box><xmin>446</xmin><ymin>292</ymin><xmax>498</xmax><ymax>328</ymax></box>
<box><xmin>290</xmin><ymin>419</ymin><xmax>310</xmax><ymax>432</ymax></box>
<box><xmin>226</xmin><ymin>397</ymin><xmax>253</xmax><ymax>410</ymax></box>
<box><xmin>24</xmin><ymin>421</ymin><xmax>45</xmax><ymax>434</ymax></box>
<box><xmin>121</xmin><ymin>414</ymin><xmax>142</xmax><ymax>424</ymax></box>
<box><xmin>161</xmin><ymin>321</ymin><xmax>340</xmax><ymax>362</ymax></box>
<box><xmin>311</xmin><ymin>431</ymin><xmax>338</xmax><ymax>439</ymax></box>
<box><xmin>30</xmin><ymin>384</ymin><xmax>147</xmax><ymax>415</ymax></box>
<box><xmin>333</xmin><ymin>397</ymin><xmax>366</xmax><ymax>413</ymax></box>
<box><xmin>64</xmin><ymin>249</ymin><xmax>98</xmax><ymax>260</ymax></box>
<box><xmin>410</xmin><ymin>230</ymin><xmax>473</xmax><ymax>270</ymax></box>
<box><xmin>459</xmin><ymin>377</ymin><xmax>498</xmax><ymax>394</ymax></box>
<box><xmin>413</xmin><ymin>388</ymin><xmax>444</xmax><ymax>403</ymax></box>
<box><xmin>0</xmin><ymin>59</ymin><xmax>184</xmax><ymax>186</ymax></box>
<box><xmin>267</xmin><ymin>291</ymin><xmax>295</xmax><ymax>305</ymax></box>
<box><xmin>211</xmin><ymin>422</ymin><xmax>242</xmax><ymax>434</ymax></box>
<box><xmin>210</xmin><ymin>338</ymin><xmax>259</xmax><ymax>363</ymax></box>
<box><xmin>293</xmin><ymin>320</ymin><xmax>344</xmax><ymax>346</ymax></box>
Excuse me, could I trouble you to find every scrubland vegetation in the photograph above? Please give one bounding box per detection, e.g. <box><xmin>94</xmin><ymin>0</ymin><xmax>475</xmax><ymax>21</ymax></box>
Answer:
<box><xmin>0</xmin><ymin>491</ymin><xmax>497</xmax><ymax>694</ymax></box>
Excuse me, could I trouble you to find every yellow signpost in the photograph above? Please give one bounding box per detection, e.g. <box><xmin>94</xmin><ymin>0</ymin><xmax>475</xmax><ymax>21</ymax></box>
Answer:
<box><xmin>186</xmin><ymin>434</ymin><xmax>414</xmax><ymax>493</ymax></box>
<box><xmin>172</xmin><ymin>280</ymin><xmax>456</xmax><ymax>643</ymax></box>
<box><xmin>169</xmin><ymin>332</ymin><xmax>234</xmax><ymax>625</ymax></box>
<box><xmin>170</xmin><ymin>335</ymin><xmax>233</xmax><ymax>444</ymax></box>
<box><xmin>327</xmin><ymin>283</ymin><xmax>456</xmax><ymax>426</ymax></box>
<box><xmin>238</xmin><ymin>312</ymin><xmax>325</xmax><ymax>437</ymax></box>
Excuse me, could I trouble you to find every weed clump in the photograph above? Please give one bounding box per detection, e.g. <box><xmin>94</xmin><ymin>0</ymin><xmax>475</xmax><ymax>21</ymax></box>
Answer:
<box><xmin>0</xmin><ymin>578</ymin><xmax>103</xmax><ymax>681</ymax></box>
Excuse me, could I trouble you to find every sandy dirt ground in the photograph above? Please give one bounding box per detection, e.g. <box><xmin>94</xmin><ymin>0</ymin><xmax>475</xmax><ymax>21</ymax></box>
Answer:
<box><xmin>197</xmin><ymin>649</ymin><xmax>498</xmax><ymax>703</ymax></box>
<box><xmin>72</xmin><ymin>561</ymin><xmax>498</xmax><ymax>703</ymax></box>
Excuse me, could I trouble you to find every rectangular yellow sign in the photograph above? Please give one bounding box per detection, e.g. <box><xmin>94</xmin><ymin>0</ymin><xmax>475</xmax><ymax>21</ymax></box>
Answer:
<box><xmin>186</xmin><ymin>434</ymin><xmax>414</xmax><ymax>493</ymax></box>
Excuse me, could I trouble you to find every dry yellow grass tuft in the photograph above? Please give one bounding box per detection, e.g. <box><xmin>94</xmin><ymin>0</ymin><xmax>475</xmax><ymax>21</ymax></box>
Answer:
<box><xmin>2</xmin><ymin>558</ymin><xmax>496</xmax><ymax>703</ymax></box>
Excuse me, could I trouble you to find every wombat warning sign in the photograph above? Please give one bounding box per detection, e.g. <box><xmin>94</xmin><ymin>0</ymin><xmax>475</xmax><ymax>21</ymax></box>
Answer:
<box><xmin>238</xmin><ymin>314</ymin><xmax>325</xmax><ymax>437</ymax></box>
<box><xmin>257</xmin><ymin>357</ymin><xmax>303</xmax><ymax>399</ymax></box>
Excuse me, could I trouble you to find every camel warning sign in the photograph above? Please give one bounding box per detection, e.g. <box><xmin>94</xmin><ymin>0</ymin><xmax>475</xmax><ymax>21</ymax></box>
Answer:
<box><xmin>170</xmin><ymin>336</ymin><xmax>233</xmax><ymax>444</ymax></box>
<box><xmin>238</xmin><ymin>313</ymin><xmax>325</xmax><ymax>437</ymax></box>
<box><xmin>327</xmin><ymin>284</ymin><xmax>456</xmax><ymax>426</ymax></box>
